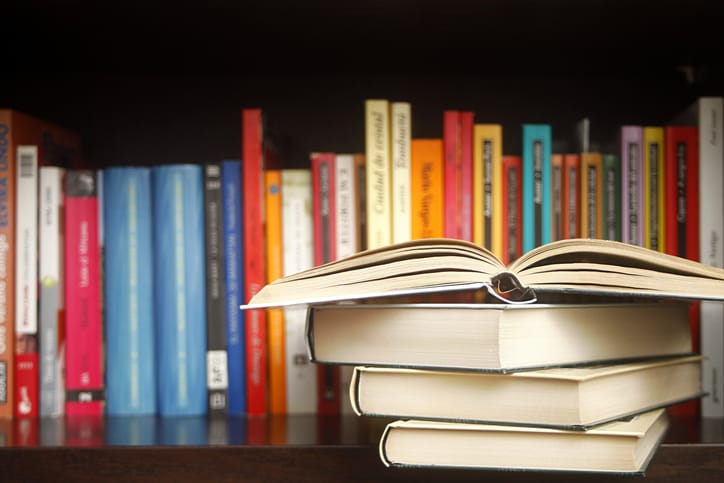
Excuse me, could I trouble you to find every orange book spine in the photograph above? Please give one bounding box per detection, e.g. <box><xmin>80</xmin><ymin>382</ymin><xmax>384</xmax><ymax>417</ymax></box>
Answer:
<box><xmin>551</xmin><ymin>154</ymin><xmax>564</xmax><ymax>241</ymax></box>
<box><xmin>562</xmin><ymin>154</ymin><xmax>581</xmax><ymax>239</ymax></box>
<box><xmin>580</xmin><ymin>152</ymin><xmax>603</xmax><ymax>239</ymax></box>
<box><xmin>411</xmin><ymin>139</ymin><xmax>444</xmax><ymax>239</ymax></box>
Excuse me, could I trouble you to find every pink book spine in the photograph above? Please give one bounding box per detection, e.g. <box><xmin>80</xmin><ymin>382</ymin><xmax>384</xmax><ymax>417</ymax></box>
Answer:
<box><xmin>64</xmin><ymin>170</ymin><xmax>104</xmax><ymax>416</ymax></box>
<box><xmin>459</xmin><ymin>111</ymin><xmax>474</xmax><ymax>242</ymax></box>
<box><xmin>443</xmin><ymin>110</ymin><xmax>461</xmax><ymax>238</ymax></box>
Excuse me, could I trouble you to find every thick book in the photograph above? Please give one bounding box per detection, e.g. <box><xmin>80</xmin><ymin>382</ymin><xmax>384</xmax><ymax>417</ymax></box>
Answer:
<box><xmin>391</xmin><ymin>102</ymin><xmax>412</xmax><ymax>244</ymax></box>
<box><xmin>244</xmin><ymin>237</ymin><xmax>724</xmax><ymax>309</ymax></box>
<box><xmin>522</xmin><ymin>124</ymin><xmax>552</xmax><ymax>252</ymax></box>
<box><xmin>102</xmin><ymin>167</ymin><xmax>156</xmax><ymax>415</ymax></box>
<box><xmin>352</xmin><ymin>355</ymin><xmax>703</xmax><ymax>429</ymax></box>
<box><xmin>39</xmin><ymin>166</ymin><xmax>65</xmax><ymax>417</ymax></box>
<box><xmin>305</xmin><ymin>303</ymin><xmax>692</xmax><ymax>372</ymax></box>
<box><xmin>621</xmin><ymin>125</ymin><xmax>644</xmax><ymax>246</ymax></box>
<box><xmin>365</xmin><ymin>99</ymin><xmax>391</xmax><ymax>249</ymax></box>
<box><xmin>15</xmin><ymin>146</ymin><xmax>39</xmax><ymax>417</ymax></box>
<box><xmin>221</xmin><ymin>160</ymin><xmax>245</xmax><ymax>415</ymax></box>
<box><xmin>203</xmin><ymin>162</ymin><xmax>228</xmax><ymax>415</ymax></box>
<box><xmin>152</xmin><ymin>164</ymin><xmax>207</xmax><ymax>416</ymax></box>
<box><xmin>410</xmin><ymin>139</ymin><xmax>444</xmax><ymax>239</ymax></box>
<box><xmin>64</xmin><ymin>170</ymin><xmax>105</xmax><ymax>416</ymax></box>
<box><xmin>379</xmin><ymin>408</ymin><xmax>668</xmax><ymax>474</ymax></box>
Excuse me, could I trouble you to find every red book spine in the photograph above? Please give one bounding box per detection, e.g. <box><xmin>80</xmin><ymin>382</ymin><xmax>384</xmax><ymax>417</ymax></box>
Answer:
<box><xmin>64</xmin><ymin>170</ymin><xmax>104</xmax><ymax>416</ymax></box>
<box><xmin>562</xmin><ymin>154</ymin><xmax>580</xmax><ymax>239</ymax></box>
<box><xmin>311</xmin><ymin>152</ymin><xmax>340</xmax><ymax>414</ymax></box>
<box><xmin>443</xmin><ymin>110</ymin><xmax>461</xmax><ymax>238</ymax></box>
<box><xmin>459</xmin><ymin>112</ymin><xmax>474</xmax><ymax>242</ymax></box>
<box><xmin>501</xmin><ymin>156</ymin><xmax>523</xmax><ymax>265</ymax></box>
<box><xmin>664</xmin><ymin>125</ymin><xmax>700</xmax><ymax>417</ymax></box>
<box><xmin>242</xmin><ymin>109</ymin><xmax>268</xmax><ymax>415</ymax></box>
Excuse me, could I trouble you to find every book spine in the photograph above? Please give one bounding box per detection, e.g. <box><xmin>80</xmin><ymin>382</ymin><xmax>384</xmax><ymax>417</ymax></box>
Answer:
<box><xmin>459</xmin><ymin>112</ymin><xmax>474</xmax><ymax>242</ymax></box>
<box><xmin>391</xmin><ymin>102</ymin><xmax>412</xmax><ymax>244</ymax></box>
<box><xmin>443</xmin><ymin>111</ymin><xmax>461</xmax><ymax>239</ymax></box>
<box><xmin>265</xmin><ymin>169</ymin><xmax>285</xmax><ymax>414</ymax></box>
<box><xmin>335</xmin><ymin>154</ymin><xmax>358</xmax><ymax>260</ymax></box>
<box><xmin>353</xmin><ymin>154</ymin><xmax>367</xmax><ymax>252</ymax></box>
<box><xmin>501</xmin><ymin>156</ymin><xmax>523</xmax><ymax>264</ymax></box>
<box><xmin>102</xmin><ymin>167</ymin><xmax>156</xmax><ymax>416</ymax></box>
<box><xmin>698</xmin><ymin>97</ymin><xmax>724</xmax><ymax>418</ymax></box>
<box><xmin>0</xmin><ymin>114</ymin><xmax>14</xmax><ymax>420</ymax></box>
<box><xmin>14</xmin><ymin>146</ymin><xmax>38</xmax><ymax>417</ymax></box>
<box><xmin>203</xmin><ymin>162</ymin><xmax>228</xmax><ymax>415</ymax></box>
<box><xmin>221</xmin><ymin>160</ymin><xmax>245</xmax><ymax>414</ymax></box>
<box><xmin>561</xmin><ymin>154</ymin><xmax>580</xmax><ymax>240</ymax></box>
<box><xmin>152</xmin><ymin>165</ymin><xmax>207</xmax><ymax>416</ymax></box>
<box><xmin>665</xmin><ymin>126</ymin><xmax>699</xmax><ymax>261</ymax></box>
<box><xmin>473</xmin><ymin>125</ymin><xmax>502</xmax><ymax>254</ymax></box>
<box><xmin>643</xmin><ymin>127</ymin><xmax>665</xmax><ymax>251</ymax></box>
<box><xmin>64</xmin><ymin>170</ymin><xmax>104</xmax><ymax>416</ymax></box>
<box><xmin>39</xmin><ymin>167</ymin><xmax>65</xmax><ymax>417</ymax></box>
<box><xmin>281</xmin><ymin>169</ymin><xmax>316</xmax><ymax>414</ymax></box>
<box><xmin>411</xmin><ymin>139</ymin><xmax>444</xmax><ymax>239</ymax></box>
<box><xmin>580</xmin><ymin>152</ymin><xmax>603</xmax><ymax>239</ymax></box>
<box><xmin>522</xmin><ymin>124</ymin><xmax>552</xmax><ymax>252</ymax></box>
<box><xmin>365</xmin><ymin>99</ymin><xmax>391</xmax><ymax>249</ymax></box>
<box><xmin>621</xmin><ymin>125</ymin><xmax>644</xmax><ymax>246</ymax></box>
<box><xmin>242</xmin><ymin>108</ymin><xmax>268</xmax><ymax>415</ymax></box>
<box><xmin>601</xmin><ymin>154</ymin><xmax>622</xmax><ymax>241</ymax></box>
<box><xmin>551</xmin><ymin>154</ymin><xmax>563</xmax><ymax>241</ymax></box>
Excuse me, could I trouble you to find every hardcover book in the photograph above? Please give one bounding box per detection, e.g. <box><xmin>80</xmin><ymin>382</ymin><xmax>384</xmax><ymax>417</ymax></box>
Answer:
<box><xmin>561</xmin><ymin>154</ymin><xmax>580</xmax><ymax>240</ymax></box>
<box><xmin>602</xmin><ymin>154</ymin><xmax>622</xmax><ymax>241</ymax></box>
<box><xmin>522</xmin><ymin>124</ymin><xmax>552</xmax><ymax>252</ymax></box>
<box><xmin>473</xmin><ymin>124</ymin><xmax>502</xmax><ymax>254</ymax></box>
<box><xmin>580</xmin><ymin>152</ymin><xmax>603</xmax><ymax>239</ymax></box>
<box><xmin>501</xmin><ymin>155</ymin><xmax>522</xmax><ymax>264</ymax></box>
<box><xmin>621</xmin><ymin>126</ymin><xmax>644</xmax><ymax>246</ymax></box>
<box><xmin>410</xmin><ymin>139</ymin><xmax>444</xmax><ymax>240</ymax></box>
<box><xmin>643</xmin><ymin>127</ymin><xmax>665</xmax><ymax>251</ymax></box>
<box><xmin>391</xmin><ymin>102</ymin><xmax>412</xmax><ymax>243</ymax></box>
<box><xmin>365</xmin><ymin>99</ymin><xmax>391</xmax><ymax>249</ymax></box>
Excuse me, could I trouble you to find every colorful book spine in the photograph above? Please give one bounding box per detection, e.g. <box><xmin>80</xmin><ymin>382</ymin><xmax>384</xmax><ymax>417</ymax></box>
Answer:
<box><xmin>561</xmin><ymin>154</ymin><xmax>580</xmax><ymax>240</ymax></box>
<box><xmin>621</xmin><ymin>125</ymin><xmax>644</xmax><ymax>246</ymax></box>
<box><xmin>353</xmin><ymin>154</ymin><xmax>367</xmax><ymax>252</ymax></box>
<box><xmin>222</xmin><ymin>160</ymin><xmax>245</xmax><ymax>415</ymax></box>
<box><xmin>391</xmin><ymin>102</ymin><xmax>412</xmax><ymax>244</ymax></box>
<box><xmin>411</xmin><ymin>139</ymin><xmax>444</xmax><ymax>240</ymax></box>
<box><xmin>265</xmin><ymin>169</ymin><xmax>285</xmax><ymax>414</ymax></box>
<box><xmin>602</xmin><ymin>154</ymin><xmax>622</xmax><ymax>242</ymax></box>
<box><xmin>15</xmin><ymin>146</ymin><xmax>39</xmax><ymax>417</ymax></box>
<box><xmin>0</xmin><ymin>121</ymin><xmax>13</xmax><ymax>420</ymax></box>
<box><xmin>39</xmin><ymin>166</ymin><xmax>65</xmax><ymax>417</ymax></box>
<box><xmin>501</xmin><ymin>155</ymin><xmax>523</xmax><ymax>264</ymax></box>
<box><xmin>643</xmin><ymin>127</ymin><xmax>665</xmax><ymax>251</ymax></box>
<box><xmin>335</xmin><ymin>154</ymin><xmax>358</xmax><ymax>260</ymax></box>
<box><xmin>152</xmin><ymin>164</ymin><xmax>207</xmax><ymax>416</ymax></box>
<box><xmin>551</xmin><ymin>154</ymin><xmax>563</xmax><ymax>241</ymax></box>
<box><xmin>365</xmin><ymin>99</ymin><xmax>391</xmax><ymax>249</ymax></box>
<box><xmin>242</xmin><ymin>109</ymin><xmax>268</xmax><ymax>415</ymax></box>
<box><xmin>64</xmin><ymin>170</ymin><xmax>104</xmax><ymax>416</ymax></box>
<box><xmin>281</xmin><ymin>169</ymin><xmax>316</xmax><ymax>414</ymax></box>
<box><xmin>522</xmin><ymin>124</ymin><xmax>552</xmax><ymax>252</ymax></box>
<box><xmin>203</xmin><ymin>162</ymin><xmax>228</xmax><ymax>415</ymax></box>
<box><xmin>473</xmin><ymin>124</ymin><xmax>502</xmax><ymax>255</ymax></box>
<box><xmin>459</xmin><ymin>112</ymin><xmax>474</xmax><ymax>242</ymax></box>
<box><xmin>580</xmin><ymin>152</ymin><xmax>603</xmax><ymax>239</ymax></box>
<box><xmin>103</xmin><ymin>167</ymin><xmax>156</xmax><ymax>415</ymax></box>
<box><xmin>443</xmin><ymin>111</ymin><xmax>461</xmax><ymax>239</ymax></box>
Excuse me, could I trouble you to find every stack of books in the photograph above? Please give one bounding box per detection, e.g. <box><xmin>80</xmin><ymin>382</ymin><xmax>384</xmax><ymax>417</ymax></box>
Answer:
<box><xmin>243</xmin><ymin>237</ymin><xmax>724</xmax><ymax>474</ymax></box>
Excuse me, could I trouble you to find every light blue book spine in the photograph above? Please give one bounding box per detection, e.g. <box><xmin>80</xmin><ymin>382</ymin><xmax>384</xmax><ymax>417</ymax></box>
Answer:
<box><xmin>522</xmin><ymin>124</ymin><xmax>552</xmax><ymax>253</ymax></box>
<box><xmin>222</xmin><ymin>160</ymin><xmax>246</xmax><ymax>414</ymax></box>
<box><xmin>153</xmin><ymin>164</ymin><xmax>207</xmax><ymax>416</ymax></box>
<box><xmin>103</xmin><ymin>167</ymin><xmax>157</xmax><ymax>415</ymax></box>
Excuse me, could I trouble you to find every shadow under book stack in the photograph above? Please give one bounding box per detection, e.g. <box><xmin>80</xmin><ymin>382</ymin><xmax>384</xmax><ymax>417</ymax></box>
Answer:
<box><xmin>243</xmin><ymin>237</ymin><xmax>724</xmax><ymax>474</ymax></box>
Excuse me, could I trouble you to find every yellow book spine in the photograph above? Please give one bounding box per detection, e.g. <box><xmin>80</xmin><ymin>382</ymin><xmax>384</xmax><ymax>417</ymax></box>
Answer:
<box><xmin>365</xmin><ymin>99</ymin><xmax>391</xmax><ymax>249</ymax></box>
<box><xmin>643</xmin><ymin>126</ymin><xmax>665</xmax><ymax>252</ymax></box>
<box><xmin>391</xmin><ymin>102</ymin><xmax>411</xmax><ymax>243</ymax></box>
<box><xmin>473</xmin><ymin>124</ymin><xmax>503</xmax><ymax>256</ymax></box>
<box><xmin>264</xmin><ymin>170</ymin><xmax>286</xmax><ymax>414</ymax></box>
<box><xmin>411</xmin><ymin>139</ymin><xmax>444</xmax><ymax>239</ymax></box>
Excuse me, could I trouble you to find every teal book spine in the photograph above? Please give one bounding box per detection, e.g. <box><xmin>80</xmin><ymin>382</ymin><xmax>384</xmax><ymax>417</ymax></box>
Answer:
<box><xmin>522</xmin><ymin>124</ymin><xmax>552</xmax><ymax>252</ymax></box>
<box><xmin>153</xmin><ymin>164</ymin><xmax>207</xmax><ymax>416</ymax></box>
<box><xmin>103</xmin><ymin>167</ymin><xmax>157</xmax><ymax>415</ymax></box>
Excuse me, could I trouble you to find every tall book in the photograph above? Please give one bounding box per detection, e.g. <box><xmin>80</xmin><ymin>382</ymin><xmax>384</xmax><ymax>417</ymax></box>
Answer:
<box><xmin>602</xmin><ymin>154</ymin><xmax>622</xmax><ymax>241</ymax></box>
<box><xmin>265</xmin><ymin>169</ymin><xmax>285</xmax><ymax>414</ymax></box>
<box><xmin>365</xmin><ymin>99</ymin><xmax>391</xmax><ymax>249</ymax></box>
<box><xmin>580</xmin><ymin>152</ymin><xmax>603</xmax><ymax>239</ymax></box>
<box><xmin>621</xmin><ymin>125</ymin><xmax>644</xmax><ymax>246</ymax></box>
<box><xmin>281</xmin><ymin>169</ymin><xmax>316</xmax><ymax>413</ymax></box>
<box><xmin>221</xmin><ymin>160</ymin><xmax>245</xmax><ymax>415</ymax></box>
<box><xmin>551</xmin><ymin>154</ymin><xmax>563</xmax><ymax>241</ymax></box>
<box><xmin>501</xmin><ymin>155</ymin><xmax>522</xmax><ymax>264</ymax></box>
<box><xmin>443</xmin><ymin>111</ymin><xmax>461</xmax><ymax>239</ymax></box>
<box><xmin>522</xmin><ymin>124</ymin><xmax>552</xmax><ymax>252</ymax></box>
<box><xmin>64</xmin><ymin>170</ymin><xmax>104</xmax><ymax>416</ymax></box>
<box><xmin>459</xmin><ymin>112</ymin><xmax>474</xmax><ymax>242</ymax></box>
<box><xmin>102</xmin><ymin>167</ymin><xmax>156</xmax><ymax>415</ymax></box>
<box><xmin>203</xmin><ymin>162</ymin><xmax>228</xmax><ymax>415</ymax></box>
<box><xmin>39</xmin><ymin>166</ymin><xmax>65</xmax><ymax>417</ymax></box>
<box><xmin>410</xmin><ymin>139</ymin><xmax>444</xmax><ymax>240</ymax></box>
<box><xmin>391</xmin><ymin>102</ymin><xmax>412</xmax><ymax>243</ymax></box>
<box><xmin>353</xmin><ymin>154</ymin><xmax>367</xmax><ymax>252</ymax></box>
<box><xmin>15</xmin><ymin>146</ymin><xmax>39</xmax><ymax>417</ymax></box>
<box><xmin>561</xmin><ymin>154</ymin><xmax>580</xmax><ymax>240</ymax></box>
<box><xmin>643</xmin><ymin>127</ymin><xmax>665</xmax><ymax>251</ymax></box>
<box><xmin>152</xmin><ymin>164</ymin><xmax>207</xmax><ymax>416</ymax></box>
<box><xmin>473</xmin><ymin>124</ymin><xmax>502</xmax><ymax>255</ymax></box>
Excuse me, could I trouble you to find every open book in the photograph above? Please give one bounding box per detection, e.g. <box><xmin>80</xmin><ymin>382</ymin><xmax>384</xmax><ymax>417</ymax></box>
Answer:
<box><xmin>243</xmin><ymin>238</ymin><xmax>724</xmax><ymax>307</ymax></box>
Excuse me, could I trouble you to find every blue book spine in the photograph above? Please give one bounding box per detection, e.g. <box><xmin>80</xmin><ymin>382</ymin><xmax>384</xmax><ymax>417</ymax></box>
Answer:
<box><xmin>153</xmin><ymin>164</ymin><xmax>207</xmax><ymax>416</ymax></box>
<box><xmin>221</xmin><ymin>160</ymin><xmax>246</xmax><ymax>414</ymax></box>
<box><xmin>522</xmin><ymin>124</ymin><xmax>552</xmax><ymax>253</ymax></box>
<box><xmin>103</xmin><ymin>167</ymin><xmax>156</xmax><ymax>415</ymax></box>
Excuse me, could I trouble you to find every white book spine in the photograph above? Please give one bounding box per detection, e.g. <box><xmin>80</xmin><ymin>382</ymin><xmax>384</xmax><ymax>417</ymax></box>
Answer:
<box><xmin>281</xmin><ymin>170</ymin><xmax>317</xmax><ymax>413</ymax></box>
<box><xmin>365</xmin><ymin>99</ymin><xmax>391</xmax><ymax>249</ymax></box>
<box><xmin>39</xmin><ymin>166</ymin><xmax>65</xmax><ymax>416</ymax></box>
<box><xmin>16</xmin><ymin>146</ymin><xmax>38</xmax><ymax>336</ymax></box>
<box><xmin>391</xmin><ymin>102</ymin><xmax>411</xmax><ymax>243</ymax></box>
<box><xmin>698</xmin><ymin>97</ymin><xmax>724</xmax><ymax>418</ymax></box>
<box><xmin>335</xmin><ymin>154</ymin><xmax>358</xmax><ymax>260</ymax></box>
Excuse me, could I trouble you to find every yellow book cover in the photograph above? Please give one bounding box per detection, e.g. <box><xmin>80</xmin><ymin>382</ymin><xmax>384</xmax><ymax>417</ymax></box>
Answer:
<box><xmin>365</xmin><ymin>99</ymin><xmax>391</xmax><ymax>249</ymax></box>
<box><xmin>580</xmin><ymin>152</ymin><xmax>603</xmax><ymax>239</ymax></box>
<box><xmin>411</xmin><ymin>139</ymin><xmax>444</xmax><ymax>239</ymax></box>
<box><xmin>264</xmin><ymin>170</ymin><xmax>286</xmax><ymax>414</ymax></box>
<box><xmin>473</xmin><ymin>124</ymin><xmax>502</xmax><ymax>256</ymax></box>
<box><xmin>391</xmin><ymin>102</ymin><xmax>411</xmax><ymax>244</ymax></box>
<box><xmin>643</xmin><ymin>126</ymin><xmax>665</xmax><ymax>252</ymax></box>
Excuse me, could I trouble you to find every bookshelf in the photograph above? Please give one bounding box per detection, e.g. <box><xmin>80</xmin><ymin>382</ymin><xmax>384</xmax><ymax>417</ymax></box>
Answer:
<box><xmin>2</xmin><ymin>1</ymin><xmax>724</xmax><ymax>481</ymax></box>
